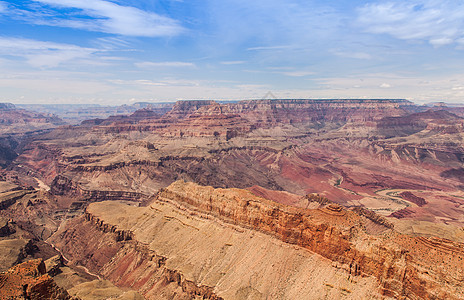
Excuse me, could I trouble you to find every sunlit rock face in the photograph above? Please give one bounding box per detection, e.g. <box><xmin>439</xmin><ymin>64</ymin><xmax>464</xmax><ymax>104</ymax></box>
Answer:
<box><xmin>2</xmin><ymin>99</ymin><xmax>464</xmax><ymax>298</ymax></box>
<box><xmin>50</xmin><ymin>181</ymin><xmax>464</xmax><ymax>299</ymax></box>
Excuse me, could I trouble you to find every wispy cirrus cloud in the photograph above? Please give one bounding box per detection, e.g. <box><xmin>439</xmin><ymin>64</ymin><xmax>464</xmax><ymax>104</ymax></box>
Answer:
<box><xmin>110</xmin><ymin>78</ymin><xmax>201</xmax><ymax>87</ymax></box>
<box><xmin>0</xmin><ymin>1</ymin><xmax>7</xmax><ymax>12</ymax></box>
<box><xmin>0</xmin><ymin>37</ymin><xmax>100</xmax><ymax>68</ymax></box>
<box><xmin>92</xmin><ymin>37</ymin><xmax>132</xmax><ymax>50</ymax></box>
<box><xmin>243</xmin><ymin>67</ymin><xmax>314</xmax><ymax>77</ymax></box>
<box><xmin>331</xmin><ymin>49</ymin><xmax>372</xmax><ymax>60</ymax></box>
<box><xmin>357</xmin><ymin>1</ymin><xmax>464</xmax><ymax>47</ymax></box>
<box><xmin>246</xmin><ymin>45</ymin><xmax>294</xmax><ymax>51</ymax></box>
<box><xmin>8</xmin><ymin>0</ymin><xmax>183</xmax><ymax>37</ymax></box>
<box><xmin>278</xmin><ymin>71</ymin><xmax>314</xmax><ymax>77</ymax></box>
<box><xmin>205</xmin><ymin>0</ymin><xmax>344</xmax><ymax>49</ymax></box>
<box><xmin>220</xmin><ymin>61</ymin><xmax>245</xmax><ymax>65</ymax></box>
<box><xmin>135</xmin><ymin>61</ymin><xmax>196</xmax><ymax>68</ymax></box>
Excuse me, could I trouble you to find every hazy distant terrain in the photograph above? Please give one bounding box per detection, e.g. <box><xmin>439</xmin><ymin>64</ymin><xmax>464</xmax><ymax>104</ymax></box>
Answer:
<box><xmin>18</xmin><ymin>102</ymin><xmax>174</xmax><ymax>124</ymax></box>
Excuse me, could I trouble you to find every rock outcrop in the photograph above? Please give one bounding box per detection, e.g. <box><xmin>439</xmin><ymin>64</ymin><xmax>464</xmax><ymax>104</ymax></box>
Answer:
<box><xmin>398</xmin><ymin>191</ymin><xmax>427</xmax><ymax>207</ymax></box>
<box><xmin>0</xmin><ymin>258</ymin><xmax>76</xmax><ymax>299</ymax></box>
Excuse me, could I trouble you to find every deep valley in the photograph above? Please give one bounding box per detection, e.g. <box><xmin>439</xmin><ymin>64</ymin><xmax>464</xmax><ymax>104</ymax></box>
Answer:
<box><xmin>1</xmin><ymin>99</ymin><xmax>464</xmax><ymax>299</ymax></box>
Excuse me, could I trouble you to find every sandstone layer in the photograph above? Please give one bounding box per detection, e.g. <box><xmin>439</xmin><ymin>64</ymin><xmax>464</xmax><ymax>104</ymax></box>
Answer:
<box><xmin>50</xmin><ymin>181</ymin><xmax>464</xmax><ymax>299</ymax></box>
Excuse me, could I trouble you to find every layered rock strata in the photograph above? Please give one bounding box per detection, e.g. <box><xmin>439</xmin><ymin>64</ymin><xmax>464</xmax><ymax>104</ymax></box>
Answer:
<box><xmin>50</xmin><ymin>181</ymin><xmax>464</xmax><ymax>299</ymax></box>
<box><xmin>51</xmin><ymin>211</ymin><xmax>225</xmax><ymax>299</ymax></box>
<box><xmin>155</xmin><ymin>181</ymin><xmax>464</xmax><ymax>299</ymax></box>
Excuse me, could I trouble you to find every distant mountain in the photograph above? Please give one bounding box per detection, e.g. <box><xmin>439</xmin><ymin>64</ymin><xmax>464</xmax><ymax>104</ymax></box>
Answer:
<box><xmin>17</xmin><ymin>102</ymin><xmax>174</xmax><ymax>124</ymax></box>
<box><xmin>0</xmin><ymin>103</ymin><xmax>65</xmax><ymax>166</ymax></box>
<box><xmin>0</xmin><ymin>103</ymin><xmax>63</xmax><ymax>129</ymax></box>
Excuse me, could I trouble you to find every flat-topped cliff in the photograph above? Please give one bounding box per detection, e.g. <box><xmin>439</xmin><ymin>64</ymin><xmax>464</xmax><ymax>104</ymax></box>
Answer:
<box><xmin>94</xmin><ymin>99</ymin><xmax>411</xmax><ymax>134</ymax></box>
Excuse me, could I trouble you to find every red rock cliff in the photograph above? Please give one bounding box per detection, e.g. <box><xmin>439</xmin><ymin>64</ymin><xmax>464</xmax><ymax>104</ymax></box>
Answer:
<box><xmin>155</xmin><ymin>181</ymin><xmax>464</xmax><ymax>299</ymax></box>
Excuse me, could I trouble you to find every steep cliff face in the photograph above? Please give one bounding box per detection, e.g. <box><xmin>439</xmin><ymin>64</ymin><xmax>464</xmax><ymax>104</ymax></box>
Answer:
<box><xmin>50</xmin><ymin>181</ymin><xmax>464</xmax><ymax>299</ymax></box>
<box><xmin>0</xmin><ymin>182</ymin><xmax>67</xmax><ymax>271</ymax></box>
<box><xmin>163</xmin><ymin>100</ymin><xmax>219</xmax><ymax>121</ymax></box>
<box><xmin>51</xmin><ymin>212</ymin><xmax>224</xmax><ymax>299</ymax></box>
<box><xmin>50</xmin><ymin>196</ymin><xmax>384</xmax><ymax>299</ymax></box>
<box><xmin>195</xmin><ymin>99</ymin><xmax>410</xmax><ymax>126</ymax></box>
<box><xmin>377</xmin><ymin>109</ymin><xmax>464</xmax><ymax>137</ymax></box>
<box><xmin>86</xmin><ymin>99</ymin><xmax>410</xmax><ymax>136</ymax></box>
<box><xmin>156</xmin><ymin>181</ymin><xmax>464</xmax><ymax>299</ymax></box>
<box><xmin>50</xmin><ymin>175</ymin><xmax>149</xmax><ymax>204</ymax></box>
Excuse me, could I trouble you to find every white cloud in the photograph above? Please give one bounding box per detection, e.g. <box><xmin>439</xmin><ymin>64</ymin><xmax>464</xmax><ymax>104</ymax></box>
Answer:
<box><xmin>242</xmin><ymin>68</ymin><xmax>314</xmax><ymax>77</ymax></box>
<box><xmin>0</xmin><ymin>1</ymin><xmax>7</xmax><ymax>12</ymax></box>
<box><xmin>93</xmin><ymin>37</ymin><xmax>132</xmax><ymax>50</ymax></box>
<box><xmin>247</xmin><ymin>45</ymin><xmax>294</xmax><ymax>51</ymax></box>
<box><xmin>220</xmin><ymin>61</ymin><xmax>245</xmax><ymax>65</ymax></box>
<box><xmin>0</xmin><ymin>77</ymin><xmax>113</xmax><ymax>95</ymax></box>
<box><xmin>110</xmin><ymin>78</ymin><xmax>200</xmax><ymax>87</ymax></box>
<box><xmin>236</xmin><ymin>84</ymin><xmax>269</xmax><ymax>89</ymax></box>
<box><xmin>278</xmin><ymin>71</ymin><xmax>314</xmax><ymax>77</ymax></box>
<box><xmin>380</xmin><ymin>83</ymin><xmax>391</xmax><ymax>88</ymax></box>
<box><xmin>132</xmin><ymin>80</ymin><xmax>167</xmax><ymax>86</ymax></box>
<box><xmin>429</xmin><ymin>37</ymin><xmax>454</xmax><ymax>47</ymax></box>
<box><xmin>357</xmin><ymin>1</ymin><xmax>464</xmax><ymax>47</ymax></box>
<box><xmin>0</xmin><ymin>37</ymin><xmax>99</xmax><ymax>68</ymax></box>
<box><xmin>21</xmin><ymin>0</ymin><xmax>183</xmax><ymax>37</ymax></box>
<box><xmin>314</xmin><ymin>73</ymin><xmax>464</xmax><ymax>103</ymax></box>
<box><xmin>331</xmin><ymin>50</ymin><xmax>372</xmax><ymax>60</ymax></box>
<box><xmin>135</xmin><ymin>61</ymin><xmax>195</xmax><ymax>68</ymax></box>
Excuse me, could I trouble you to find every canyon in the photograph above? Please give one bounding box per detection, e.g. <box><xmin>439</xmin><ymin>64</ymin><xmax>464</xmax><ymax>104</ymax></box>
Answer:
<box><xmin>0</xmin><ymin>99</ymin><xmax>463</xmax><ymax>299</ymax></box>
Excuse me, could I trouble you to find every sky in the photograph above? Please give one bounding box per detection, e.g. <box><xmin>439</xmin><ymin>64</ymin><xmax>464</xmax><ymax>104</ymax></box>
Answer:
<box><xmin>1</xmin><ymin>0</ymin><xmax>464</xmax><ymax>105</ymax></box>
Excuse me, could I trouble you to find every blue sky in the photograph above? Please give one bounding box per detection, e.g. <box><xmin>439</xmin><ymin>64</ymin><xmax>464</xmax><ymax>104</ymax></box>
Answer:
<box><xmin>1</xmin><ymin>0</ymin><xmax>464</xmax><ymax>104</ymax></box>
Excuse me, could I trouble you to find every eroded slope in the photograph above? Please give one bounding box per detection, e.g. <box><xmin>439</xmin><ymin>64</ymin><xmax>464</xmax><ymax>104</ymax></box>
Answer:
<box><xmin>50</xmin><ymin>181</ymin><xmax>464</xmax><ymax>299</ymax></box>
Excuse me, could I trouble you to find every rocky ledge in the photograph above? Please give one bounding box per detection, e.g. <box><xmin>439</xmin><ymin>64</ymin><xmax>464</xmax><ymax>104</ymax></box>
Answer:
<box><xmin>155</xmin><ymin>181</ymin><xmax>463</xmax><ymax>299</ymax></box>
<box><xmin>49</xmin><ymin>181</ymin><xmax>464</xmax><ymax>299</ymax></box>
